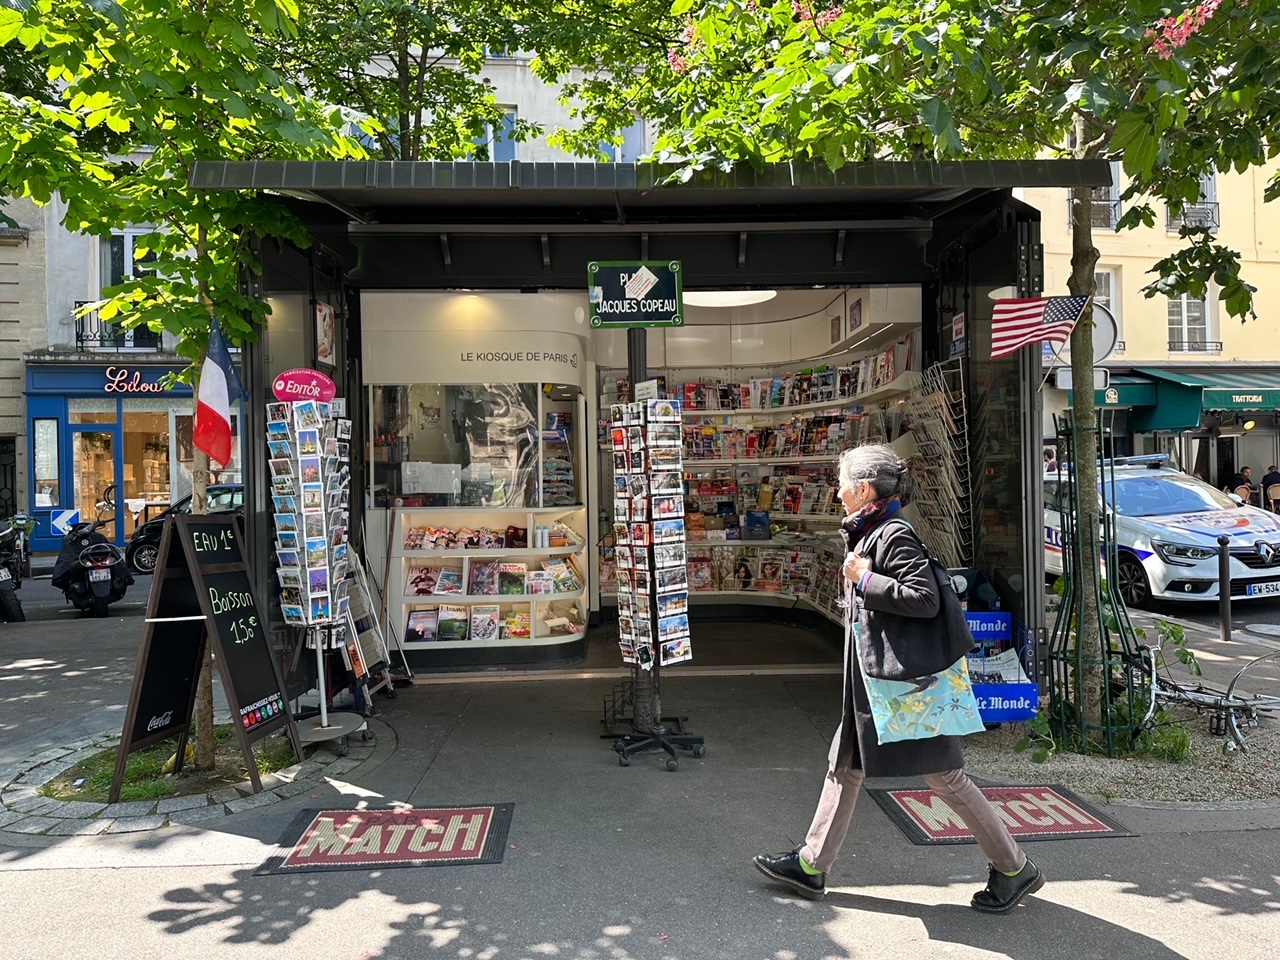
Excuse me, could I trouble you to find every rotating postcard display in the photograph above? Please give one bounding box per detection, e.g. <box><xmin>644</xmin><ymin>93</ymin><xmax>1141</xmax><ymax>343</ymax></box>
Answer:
<box><xmin>611</xmin><ymin>398</ymin><xmax>693</xmax><ymax>669</ymax></box>
<box><xmin>266</xmin><ymin>398</ymin><xmax>354</xmax><ymax>640</ymax></box>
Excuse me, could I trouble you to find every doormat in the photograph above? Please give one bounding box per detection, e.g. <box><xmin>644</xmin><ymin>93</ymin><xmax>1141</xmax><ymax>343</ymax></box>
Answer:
<box><xmin>867</xmin><ymin>785</ymin><xmax>1134</xmax><ymax>845</ymax></box>
<box><xmin>256</xmin><ymin>804</ymin><xmax>514</xmax><ymax>875</ymax></box>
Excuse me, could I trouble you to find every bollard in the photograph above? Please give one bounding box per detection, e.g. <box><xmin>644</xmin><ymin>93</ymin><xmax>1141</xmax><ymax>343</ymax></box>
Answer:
<box><xmin>1218</xmin><ymin>534</ymin><xmax>1232</xmax><ymax>642</ymax></box>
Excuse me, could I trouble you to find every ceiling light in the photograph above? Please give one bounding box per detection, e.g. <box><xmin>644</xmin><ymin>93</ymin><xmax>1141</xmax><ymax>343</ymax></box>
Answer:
<box><xmin>683</xmin><ymin>290</ymin><xmax>778</xmax><ymax>308</ymax></box>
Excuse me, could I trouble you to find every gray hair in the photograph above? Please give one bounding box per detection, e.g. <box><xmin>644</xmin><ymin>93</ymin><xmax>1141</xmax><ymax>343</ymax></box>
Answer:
<box><xmin>838</xmin><ymin>443</ymin><xmax>909</xmax><ymax>500</ymax></box>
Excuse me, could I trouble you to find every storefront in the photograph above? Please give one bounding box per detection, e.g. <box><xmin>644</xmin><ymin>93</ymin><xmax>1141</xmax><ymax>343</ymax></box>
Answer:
<box><xmin>192</xmin><ymin>158</ymin><xmax>1110</xmax><ymax>673</ymax></box>
<box><xmin>25</xmin><ymin>362</ymin><xmax>243</xmax><ymax>552</ymax></box>
<box><xmin>1055</xmin><ymin>367</ymin><xmax>1280</xmax><ymax>493</ymax></box>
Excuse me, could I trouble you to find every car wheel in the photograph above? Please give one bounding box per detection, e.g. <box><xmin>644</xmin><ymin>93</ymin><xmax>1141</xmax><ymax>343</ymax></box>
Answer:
<box><xmin>1116</xmin><ymin>553</ymin><xmax>1153</xmax><ymax>609</ymax></box>
<box><xmin>128</xmin><ymin>542</ymin><xmax>159</xmax><ymax>574</ymax></box>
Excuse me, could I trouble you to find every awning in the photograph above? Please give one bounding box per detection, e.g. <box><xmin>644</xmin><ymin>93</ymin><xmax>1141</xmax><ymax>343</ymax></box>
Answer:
<box><xmin>1065</xmin><ymin>370</ymin><xmax>1202</xmax><ymax>432</ymax></box>
<box><xmin>1066</xmin><ymin>374</ymin><xmax>1156</xmax><ymax>408</ymax></box>
<box><xmin>1136</xmin><ymin>367</ymin><xmax>1280</xmax><ymax>414</ymax></box>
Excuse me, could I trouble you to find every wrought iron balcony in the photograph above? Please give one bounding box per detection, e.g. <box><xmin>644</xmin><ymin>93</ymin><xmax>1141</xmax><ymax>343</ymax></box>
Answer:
<box><xmin>1067</xmin><ymin>195</ymin><xmax>1120</xmax><ymax>230</ymax></box>
<box><xmin>1169</xmin><ymin>339</ymin><xmax>1223</xmax><ymax>353</ymax></box>
<box><xmin>74</xmin><ymin>301</ymin><xmax>162</xmax><ymax>351</ymax></box>
<box><xmin>1167</xmin><ymin>201</ymin><xmax>1220</xmax><ymax>232</ymax></box>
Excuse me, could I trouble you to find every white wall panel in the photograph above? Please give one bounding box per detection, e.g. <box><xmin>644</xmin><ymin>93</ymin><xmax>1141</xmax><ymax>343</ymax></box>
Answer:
<box><xmin>665</xmin><ymin>324</ymin><xmax>732</xmax><ymax>367</ymax></box>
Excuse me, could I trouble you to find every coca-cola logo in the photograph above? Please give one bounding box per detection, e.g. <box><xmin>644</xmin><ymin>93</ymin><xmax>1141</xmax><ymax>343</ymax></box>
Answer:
<box><xmin>146</xmin><ymin>710</ymin><xmax>174</xmax><ymax>732</ymax></box>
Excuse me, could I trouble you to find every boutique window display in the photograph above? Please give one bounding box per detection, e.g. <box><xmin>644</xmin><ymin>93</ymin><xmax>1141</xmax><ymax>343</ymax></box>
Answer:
<box><xmin>611</xmin><ymin>398</ymin><xmax>693</xmax><ymax>669</ymax></box>
<box><xmin>371</xmin><ymin>383</ymin><xmax>540</xmax><ymax>508</ymax></box>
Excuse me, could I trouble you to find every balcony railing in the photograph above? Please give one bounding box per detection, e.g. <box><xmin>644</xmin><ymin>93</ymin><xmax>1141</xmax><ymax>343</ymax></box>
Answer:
<box><xmin>1067</xmin><ymin>196</ymin><xmax>1120</xmax><ymax>230</ymax></box>
<box><xmin>1167</xmin><ymin>201</ymin><xmax>1220</xmax><ymax>232</ymax></box>
<box><xmin>74</xmin><ymin>302</ymin><xmax>162</xmax><ymax>351</ymax></box>
<box><xmin>1169</xmin><ymin>339</ymin><xmax>1223</xmax><ymax>353</ymax></box>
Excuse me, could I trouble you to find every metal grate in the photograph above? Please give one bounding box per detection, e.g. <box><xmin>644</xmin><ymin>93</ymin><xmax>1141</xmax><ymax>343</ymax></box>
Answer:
<box><xmin>74</xmin><ymin>301</ymin><xmax>162</xmax><ymax>351</ymax></box>
<box><xmin>1168</xmin><ymin>340</ymin><xmax>1223</xmax><ymax>353</ymax></box>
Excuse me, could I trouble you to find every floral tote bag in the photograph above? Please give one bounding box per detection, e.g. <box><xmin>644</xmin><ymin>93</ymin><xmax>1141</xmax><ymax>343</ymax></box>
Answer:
<box><xmin>853</xmin><ymin>623</ymin><xmax>986</xmax><ymax>744</ymax></box>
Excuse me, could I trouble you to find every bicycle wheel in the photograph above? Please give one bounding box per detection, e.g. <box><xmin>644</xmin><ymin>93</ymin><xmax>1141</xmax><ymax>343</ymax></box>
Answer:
<box><xmin>1224</xmin><ymin>651</ymin><xmax>1280</xmax><ymax>752</ymax></box>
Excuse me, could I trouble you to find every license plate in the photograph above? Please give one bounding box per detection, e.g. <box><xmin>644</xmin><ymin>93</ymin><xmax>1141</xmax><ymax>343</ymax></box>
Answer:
<box><xmin>89</xmin><ymin>568</ymin><xmax>112</xmax><ymax>582</ymax></box>
<box><xmin>1246</xmin><ymin>580</ymin><xmax>1280</xmax><ymax>597</ymax></box>
<box><xmin>0</xmin><ymin>568</ymin><xmax>10</xmax><ymax>581</ymax></box>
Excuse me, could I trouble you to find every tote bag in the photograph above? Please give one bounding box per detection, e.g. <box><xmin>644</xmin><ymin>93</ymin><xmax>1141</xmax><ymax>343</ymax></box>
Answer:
<box><xmin>853</xmin><ymin>623</ymin><xmax>986</xmax><ymax>745</ymax></box>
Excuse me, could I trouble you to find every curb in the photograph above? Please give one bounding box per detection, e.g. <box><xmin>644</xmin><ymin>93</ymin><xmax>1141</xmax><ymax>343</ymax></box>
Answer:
<box><xmin>0</xmin><ymin>717</ymin><xmax>393</xmax><ymax>839</ymax></box>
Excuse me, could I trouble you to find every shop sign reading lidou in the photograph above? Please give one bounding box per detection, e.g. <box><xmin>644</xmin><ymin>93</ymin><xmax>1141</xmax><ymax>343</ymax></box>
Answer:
<box><xmin>588</xmin><ymin>261</ymin><xmax>684</xmax><ymax>328</ymax></box>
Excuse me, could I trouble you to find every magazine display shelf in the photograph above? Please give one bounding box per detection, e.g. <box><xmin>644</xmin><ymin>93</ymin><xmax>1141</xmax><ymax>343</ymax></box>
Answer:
<box><xmin>386</xmin><ymin>505</ymin><xmax>589</xmax><ymax>653</ymax></box>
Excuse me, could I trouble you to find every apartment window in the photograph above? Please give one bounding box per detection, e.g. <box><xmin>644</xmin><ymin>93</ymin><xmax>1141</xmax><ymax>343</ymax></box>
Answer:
<box><xmin>472</xmin><ymin>109</ymin><xmax>517</xmax><ymax>162</ymax></box>
<box><xmin>600</xmin><ymin>120</ymin><xmax>646</xmax><ymax>162</ymax></box>
<box><xmin>1094</xmin><ymin>269</ymin><xmax>1122</xmax><ymax>352</ymax></box>
<box><xmin>1068</xmin><ymin>161</ymin><xmax>1120</xmax><ymax>230</ymax></box>
<box><xmin>1168</xmin><ymin>174</ymin><xmax>1219</xmax><ymax>232</ymax></box>
<box><xmin>89</xmin><ymin>232</ymin><xmax>160</xmax><ymax>350</ymax></box>
<box><xmin>1167</xmin><ymin>292</ymin><xmax>1218</xmax><ymax>352</ymax></box>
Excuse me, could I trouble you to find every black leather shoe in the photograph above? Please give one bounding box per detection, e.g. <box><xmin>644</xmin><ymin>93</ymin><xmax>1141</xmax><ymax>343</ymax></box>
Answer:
<box><xmin>970</xmin><ymin>859</ymin><xmax>1044</xmax><ymax>913</ymax></box>
<box><xmin>753</xmin><ymin>851</ymin><xmax>826</xmax><ymax>900</ymax></box>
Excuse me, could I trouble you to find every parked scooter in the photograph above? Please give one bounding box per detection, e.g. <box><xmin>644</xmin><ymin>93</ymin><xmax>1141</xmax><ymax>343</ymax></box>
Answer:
<box><xmin>0</xmin><ymin>516</ymin><xmax>28</xmax><ymax>622</ymax></box>
<box><xmin>50</xmin><ymin>488</ymin><xmax>134</xmax><ymax>618</ymax></box>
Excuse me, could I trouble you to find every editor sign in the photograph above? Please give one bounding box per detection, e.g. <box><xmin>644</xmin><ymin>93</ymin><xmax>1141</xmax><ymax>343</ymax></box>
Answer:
<box><xmin>272</xmin><ymin>367</ymin><xmax>336</xmax><ymax>403</ymax></box>
<box><xmin>588</xmin><ymin>261</ymin><xmax>683</xmax><ymax>328</ymax></box>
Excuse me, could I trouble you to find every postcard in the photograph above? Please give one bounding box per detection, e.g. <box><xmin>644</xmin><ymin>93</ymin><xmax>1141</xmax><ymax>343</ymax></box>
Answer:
<box><xmin>276</xmin><ymin>531</ymin><xmax>298</xmax><ymax>550</ymax></box>
<box><xmin>267</xmin><ymin>420</ymin><xmax>291</xmax><ymax>439</ymax></box>
<box><xmin>268</xmin><ymin>458</ymin><xmax>294</xmax><ymax>478</ymax></box>
<box><xmin>267</xmin><ymin>440</ymin><xmax>292</xmax><ymax>459</ymax></box>
<box><xmin>308</xmin><ymin>566</ymin><xmax>330</xmax><ymax>596</ymax></box>
<box><xmin>298</xmin><ymin>456</ymin><xmax>321</xmax><ymax>483</ymax></box>
<box><xmin>272</xmin><ymin>495</ymin><xmax>297</xmax><ymax>514</ymax></box>
<box><xmin>275</xmin><ymin>549</ymin><xmax>300</xmax><ymax>568</ymax></box>
<box><xmin>304</xmin><ymin>513</ymin><xmax>325</xmax><ymax>540</ymax></box>
<box><xmin>301</xmin><ymin>483</ymin><xmax>325</xmax><ymax>512</ymax></box>
<box><xmin>281</xmin><ymin>604</ymin><xmax>306</xmax><ymax>624</ymax></box>
<box><xmin>277</xmin><ymin>567</ymin><xmax>302</xmax><ymax>588</ymax></box>
<box><xmin>305</xmin><ymin>537</ymin><xmax>328</xmax><ymax>567</ymax></box>
<box><xmin>266</xmin><ymin>402</ymin><xmax>290</xmax><ymax>424</ymax></box>
<box><xmin>294</xmin><ymin>400</ymin><xmax>322</xmax><ymax>430</ymax></box>
<box><xmin>336</xmin><ymin>418</ymin><xmax>352</xmax><ymax>439</ymax></box>
<box><xmin>273</xmin><ymin>513</ymin><xmax>298</xmax><ymax>533</ymax></box>
<box><xmin>296</xmin><ymin>429</ymin><xmax>320</xmax><ymax>456</ymax></box>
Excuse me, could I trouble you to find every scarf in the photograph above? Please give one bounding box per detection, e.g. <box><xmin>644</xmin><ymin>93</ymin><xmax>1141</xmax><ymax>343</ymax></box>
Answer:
<box><xmin>842</xmin><ymin>496</ymin><xmax>902</xmax><ymax>549</ymax></box>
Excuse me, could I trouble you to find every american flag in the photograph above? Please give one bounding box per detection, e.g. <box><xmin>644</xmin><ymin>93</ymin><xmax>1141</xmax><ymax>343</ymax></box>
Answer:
<box><xmin>990</xmin><ymin>296</ymin><xmax>1090</xmax><ymax>360</ymax></box>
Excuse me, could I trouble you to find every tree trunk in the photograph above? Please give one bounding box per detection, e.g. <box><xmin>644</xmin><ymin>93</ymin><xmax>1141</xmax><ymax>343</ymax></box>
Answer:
<box><xmin>192</xmin><ymin>219</ymin><xmax>217</xmax><ymax>770</ymax></box>
<box><xmin>1068</xmin><ymin>121</ymin><xmax>1104</xmax><ymax>734</ymax></box>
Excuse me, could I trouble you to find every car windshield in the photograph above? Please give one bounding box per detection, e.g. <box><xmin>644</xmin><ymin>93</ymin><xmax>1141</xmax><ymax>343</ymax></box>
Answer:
<box><xmin>1109</xmin><ymin>474</ymin><xmax>1239</xmax><ymax>517</ymax></box>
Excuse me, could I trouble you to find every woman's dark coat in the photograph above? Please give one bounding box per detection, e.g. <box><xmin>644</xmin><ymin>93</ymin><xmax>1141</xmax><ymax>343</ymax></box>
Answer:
<box><xmin>828</xmin><ymin>517</ymin><xmax>965</xmax><ymax>778</ymax></box>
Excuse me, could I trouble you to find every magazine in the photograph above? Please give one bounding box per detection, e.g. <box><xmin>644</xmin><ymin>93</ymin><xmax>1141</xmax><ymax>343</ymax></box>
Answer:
<box><xmin>498</xmin><ymin>561</ymin><xmax>528</xmax><ymax>595</ymax></box>
<box><xmin>436</xmin><ymin>604</ymin><xmax>469</xmax><ymax>641</ymax></box>
<box><xmin>407</xmin><ymin>565</ymin><xmax>441</xmax><ymax>596</ymax></box>
<box><xmin>468</xmin><ymin>560</ymin><xmax>499</xmax><ymax>596</ymax></box>
<box><xmin>404</xmin><ymin>609</ymin><xmax>438</xmax><ymax>643</ymax></box>
<box><xmin>526</xmin><ymin>570</ymin><xmax>556</xmax><ymax>595</ymax></box>
<box><xmin>504</xmin><ymin>610</ymin><xmax>532</xmax><ymax>639</ymax></box>
<box><xmin>468</xmin><ymin>604</ymin><xmax>502</xmax><ymax>642</ymax></box>
<box><xmin>433</xmin><ymin>568</ymin><xmax>465</xmax><ymax>595</ymax></box>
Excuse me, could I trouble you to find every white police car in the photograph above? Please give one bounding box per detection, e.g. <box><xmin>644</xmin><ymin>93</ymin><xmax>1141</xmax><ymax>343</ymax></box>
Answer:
<box><xmin>1045</xmin><ymin>456</ymin><xmax>1280</xmax><ymax>608</ymax></box>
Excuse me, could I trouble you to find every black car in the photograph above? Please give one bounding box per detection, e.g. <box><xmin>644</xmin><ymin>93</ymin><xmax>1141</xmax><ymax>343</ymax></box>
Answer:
<box><xmin>125</xmin><ymin>484</ymin><xmax>244</xmax><ymax>574</ymax></box>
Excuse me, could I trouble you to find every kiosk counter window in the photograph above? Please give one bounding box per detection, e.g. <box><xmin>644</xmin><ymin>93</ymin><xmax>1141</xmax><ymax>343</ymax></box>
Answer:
<box><xmin>371</xmin><ymin>383</ymin><xmax>546</xmax><ymax>509</ymax></box>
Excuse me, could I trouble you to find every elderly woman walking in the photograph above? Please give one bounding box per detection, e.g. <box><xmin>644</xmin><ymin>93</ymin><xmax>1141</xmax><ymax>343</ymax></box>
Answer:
<box><xmin>754</xmin><ymin>443</ymin><xmax>1044</xmax><ymax>913</ymax></box>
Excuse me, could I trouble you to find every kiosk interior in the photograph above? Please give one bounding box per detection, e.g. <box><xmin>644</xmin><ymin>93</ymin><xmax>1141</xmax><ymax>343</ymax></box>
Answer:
<box><xmin>193</xmin><ymin>159</ymin><xmax>1111</xmax><ymax>686</ymax></box>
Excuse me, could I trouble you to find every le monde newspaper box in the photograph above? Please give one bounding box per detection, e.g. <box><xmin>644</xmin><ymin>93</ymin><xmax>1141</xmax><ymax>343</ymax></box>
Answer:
<box><xmin>110</xmin><ymin>514</ymin><xmax>301</xmax><ymax>803</ymax></box>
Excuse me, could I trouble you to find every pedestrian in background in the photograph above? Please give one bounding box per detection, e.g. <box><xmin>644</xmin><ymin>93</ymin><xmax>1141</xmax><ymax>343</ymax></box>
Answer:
<box><xmin>753</xmin><ymin>443</ymin><xmax>1044</xmax><ymax>913</ymax></box>
<box><xmin>1261</xmin><ymin>466</ymin><xmax>1280</xmax><ymax>511</ymax></box>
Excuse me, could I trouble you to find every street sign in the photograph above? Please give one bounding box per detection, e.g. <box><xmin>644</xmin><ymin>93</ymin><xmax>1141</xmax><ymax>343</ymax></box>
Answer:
<box><xmin>1053</xmin><ymin>368</ymin><xmax>1111</xmax><ymax>390</ymax></box>
<box><xmin>588</xmin><ymin>261</ymin><xmax>683</xmax><ymax>328</ymax></box>
<box><xmin>51</xmin><ymin>510</ymin><xmax>80</xmax><ymax>536</ymax></box>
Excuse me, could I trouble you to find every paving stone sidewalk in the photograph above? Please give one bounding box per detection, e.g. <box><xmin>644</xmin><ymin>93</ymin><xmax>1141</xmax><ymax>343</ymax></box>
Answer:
<box><xmin>0</xmin><ymin>720</ymin><xmax>388</xmax><ymax>838</ymax></box>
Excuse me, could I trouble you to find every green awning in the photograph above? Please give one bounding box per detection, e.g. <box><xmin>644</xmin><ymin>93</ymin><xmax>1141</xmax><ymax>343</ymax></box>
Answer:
<box><xmin>1066</xmin><ymin>374</ymin><xmax>1156</xmax><ymax>409</ymax></box>
<box><xmin>1136</xmin><ymin>367</ymin><xmax>1280</xmax><ymax>413</ymax></box>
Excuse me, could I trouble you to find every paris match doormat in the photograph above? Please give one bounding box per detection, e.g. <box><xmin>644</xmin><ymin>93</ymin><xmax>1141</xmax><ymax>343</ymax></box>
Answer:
<box><xmin>256</xmin><ymin>804</ymin><xmax>515</xmax><ymax>875</ymax></box>
<box><xmin>867</xmin><ymin>785</ymin><xmax>1134</xmax><ymax>845</ymax></box>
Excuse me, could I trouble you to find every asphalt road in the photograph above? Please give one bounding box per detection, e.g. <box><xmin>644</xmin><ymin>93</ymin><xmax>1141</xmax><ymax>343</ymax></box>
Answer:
<box><xmin>4</xmin><ymin>572</ymin><xmax>150</xmax><ymax>623</ymax></box>
<box><xmin>1147</xmin><ymin>594</ymin><xmax>1280</xmax><ymax>639</ymax></box>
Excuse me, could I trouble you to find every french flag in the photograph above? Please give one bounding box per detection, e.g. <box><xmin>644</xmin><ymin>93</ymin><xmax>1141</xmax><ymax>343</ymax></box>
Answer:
<box><xmin>193</xmin><ymin>316</ymin><xmax>246</xmax><ymax>468</ymax></box>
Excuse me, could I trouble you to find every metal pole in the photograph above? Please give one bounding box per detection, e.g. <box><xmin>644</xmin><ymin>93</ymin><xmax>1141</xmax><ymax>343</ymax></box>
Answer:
<box><xmin>1218</xmin><ymin>535</ymin><xmax>1232</xmax><ymax>642</ymax></box>
<box><xmin>626</xmin><ymin>326</ymin><xmax>659</xmax><ymax>732</ymax></box>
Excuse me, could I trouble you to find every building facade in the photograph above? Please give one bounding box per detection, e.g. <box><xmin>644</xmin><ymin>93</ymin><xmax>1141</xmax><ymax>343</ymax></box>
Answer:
<box><xmin>1026</xmin><ymin>163</ymin><xmax>1280</xmax><ymax>489</ymax></box>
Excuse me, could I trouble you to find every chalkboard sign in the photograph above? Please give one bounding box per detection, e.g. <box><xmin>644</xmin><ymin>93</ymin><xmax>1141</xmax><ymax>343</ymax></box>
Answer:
<box><xmin>110</xmin><ymin>515</ymin><xmax>301</xmax><ymax>802</ymax></box>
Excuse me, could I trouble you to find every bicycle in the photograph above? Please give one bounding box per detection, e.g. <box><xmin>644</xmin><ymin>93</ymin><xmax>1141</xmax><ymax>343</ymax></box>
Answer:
<box><xmin>1134</xmin><ymin>644</ymin><xmax>1280</xmax><ymax>753</ymax></box>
